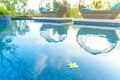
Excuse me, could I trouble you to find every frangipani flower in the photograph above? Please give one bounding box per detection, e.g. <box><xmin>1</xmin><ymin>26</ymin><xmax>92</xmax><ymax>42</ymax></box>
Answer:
<box><xmin>68</xmin><ymin>62</ymin><xmax>79</xmax><ymax>69</ymax></box>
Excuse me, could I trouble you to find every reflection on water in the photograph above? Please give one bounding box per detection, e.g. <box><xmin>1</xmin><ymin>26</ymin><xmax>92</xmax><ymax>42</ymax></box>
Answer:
<box><xmin>76</xmin><ymin>28</ymin><xmax>119</xmax><ymax>55</ymax></box>
<box><xmin>0</xmin><ymin>21</ymin><xmax>35</xmax><ymax>80</ymax></box>
<box><xmin>1</xmin><ymin>21</ymin><xmax>120</xmax><ymax>80</ymax></box>
<box><xmin>13</xmin><ymin>20</ymin><xmax>30</xmax><ymax>35</ymax></box>
<box><xmin>0</xmin><ymin>20</ymin><xmax>30</xmax><ymax>53</ymax></box>
<box><xmin>0</xmin><ymin>24</ymin><xmax>17</xmax><ymax>54</ymax></box>
<box><xmin>40</xmin><ymin>24</ymin><xmax>70</xmax><ymax>42</ymax></box>
<box><xmin>0</xmin><ymin>26</ymin><xmax>17</xmax><ymax>68</ymax></box>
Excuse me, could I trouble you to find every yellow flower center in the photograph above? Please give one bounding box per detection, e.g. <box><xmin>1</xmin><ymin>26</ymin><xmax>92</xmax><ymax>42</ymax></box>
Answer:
<box><xmin>68</xmin><ymin>62</ymin><xmax>78</xmax><ymax>68</ymax></box>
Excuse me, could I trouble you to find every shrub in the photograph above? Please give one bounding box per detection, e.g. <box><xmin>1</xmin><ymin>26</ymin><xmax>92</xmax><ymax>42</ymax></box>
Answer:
<box><xmin>0</xmin><ymin>6</ymin><xmax>10</xmax><ymax>15</ymax></box>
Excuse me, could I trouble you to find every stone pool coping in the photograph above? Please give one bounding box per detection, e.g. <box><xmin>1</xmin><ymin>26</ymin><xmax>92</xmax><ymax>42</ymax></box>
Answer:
<box><xmin>12</xmin><ymin>17</ymin><xmax>72</xmax><ymax>23</ymax></box>
<box><xmin>73</xmin><ymin>19</ymin><xmax>120</xmax><ymax>27</ymax></box>
<box><xmin>12</xmin><ymin>17</ymin><xmax>120</xmax><ymax>29</ymax></box>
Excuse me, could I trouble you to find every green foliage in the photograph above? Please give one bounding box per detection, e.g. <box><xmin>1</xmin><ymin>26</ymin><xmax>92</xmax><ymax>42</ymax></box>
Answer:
<box><xmin>14</xmin><ymin>9</ymin><xmax>42</xmax><ymax>18</ymax></box>
<box><xmin>106</xmin><ymin>2</ymin><xmax>111</xmax><ymax>9</ymax></box>
<box><xmin>53</xmin><ymin>0</ymin><xmax>61</xmax><ymax>10</ymax></box>
<box><xmin>92</xmin><ymin>0</ymin><xmax>102</xmax><ymax>9</ymax></box>
<box><xmin>65</xmin><ymin>8</ymin><xmax>80</xmax><ymax>18</ymax></box>
<box><xmin>62</xmin><ymin>0</ymin><xmax>70</xmax><ymax>6</ymax></box>
<box><xmin>0</xmin><ymin>6</ymin><xmax>10</xmax><ymax>15</ymax></box>
<box><xmin>53</xmin><ymin>0</ymin><xmax>79</xmax><ymax>18</ymax></box>
<box><xmin>46</xmin><ymin>3</ymin><xmax>51</xmax><ymax>11</ymax></box>
<box><xmin>0</xmin><ymin>0</ymin><xmax>27</xmax><ymax>16</ymax></box>
<box><xmin>62</xmin><ymin>0</ymin><xmax>71</xmax><ymax>17</ymax></box>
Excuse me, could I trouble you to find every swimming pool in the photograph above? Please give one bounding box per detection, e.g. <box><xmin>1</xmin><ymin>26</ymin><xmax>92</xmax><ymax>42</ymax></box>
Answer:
<box><xmin>0</xmin><ymin>20</ymin><xmax>120</xmax><ymax>80</ymax></box>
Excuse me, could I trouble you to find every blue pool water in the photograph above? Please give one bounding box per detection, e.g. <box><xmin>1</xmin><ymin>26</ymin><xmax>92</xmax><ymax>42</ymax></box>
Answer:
<box><xmin>0</xmin><ymin>20</ymin><xmax>120</xmax><ymax>80</ymax></box>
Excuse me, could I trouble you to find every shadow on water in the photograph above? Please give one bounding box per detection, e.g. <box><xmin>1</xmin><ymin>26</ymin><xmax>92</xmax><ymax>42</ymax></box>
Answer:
<box><xmin>0</xmin><ymin>21</ymin><xmax>35</xmax><ymax>80</ymax></box>
<box><xmin>40</xmin><ymin>24</ymin><xmax>70</xmax><ymax>43</ymax></box>
<box><xmin>76</xmin><ymin>28</ymin><xmax>119</xmax><ymax>55</ymax></box>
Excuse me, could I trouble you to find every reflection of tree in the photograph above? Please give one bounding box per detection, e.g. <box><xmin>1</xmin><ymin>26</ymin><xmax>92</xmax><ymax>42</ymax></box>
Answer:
<box><xmin>0</xmin><ymin>26</ymin><xmax>16</xmax><ymax>53</ymax></box>
<box><xmin>40</xmin><ymin>24</ymin><xmax>70</xmax><ymax>43</ymax></box>
<box><xmin>0</xmin><ymin>26</ymin><xmax>19</xmax><ymax>79</ymax></box>
<box><xmin>12</xmin><ymin>20</ymin><xmax>30</xmax><ymax>36</ymax></box>
<box><xmin>0</xmin><ymin>22</ymin><xmax>34</xmax><ymax>79</ymax></box>
<box><xmin>76</xmin><ymin>28</ymin><xmax>119</xmax><ymax>55</ymax></box>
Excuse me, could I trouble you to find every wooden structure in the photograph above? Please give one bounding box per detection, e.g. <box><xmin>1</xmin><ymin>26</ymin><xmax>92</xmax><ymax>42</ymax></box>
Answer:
<box><xmin>40</xmin><ymin>5</ymin><xmax>67</xmax><ymax>17</ymax></box>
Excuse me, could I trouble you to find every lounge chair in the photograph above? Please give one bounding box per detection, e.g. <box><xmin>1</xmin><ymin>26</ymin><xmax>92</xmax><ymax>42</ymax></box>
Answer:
<box><xmin>40</xmin><ymin>5</ymin><xmax>67</xmax><ymax>17</ymax></box>
<box><xmin>79</xmin><ymin>2</ymin><xmax>120</xmax><ymax>19</ymax></box>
